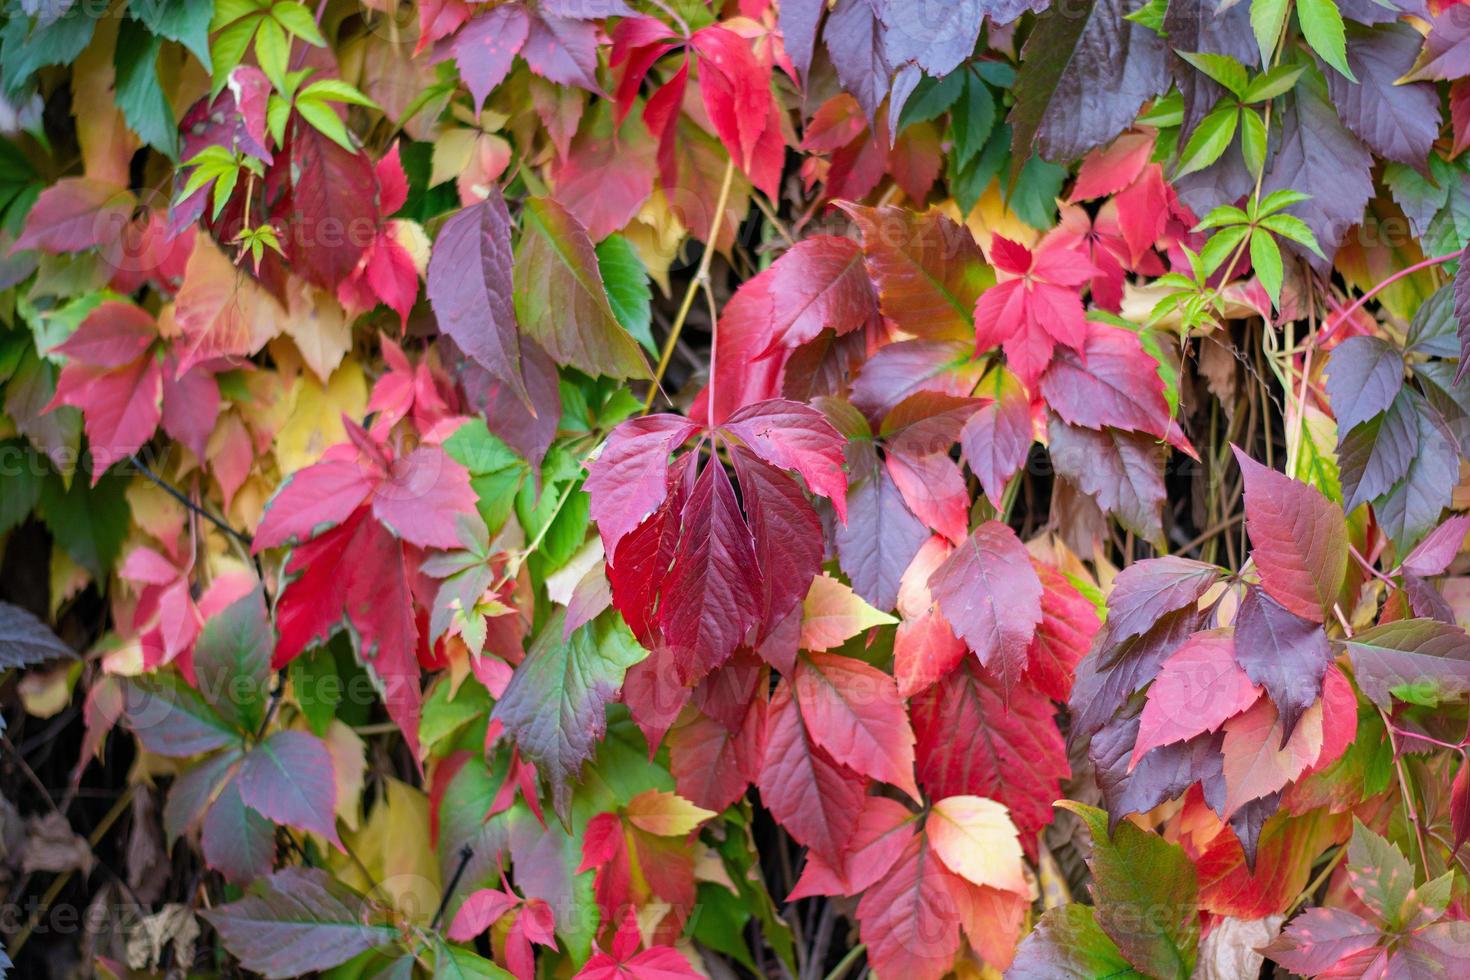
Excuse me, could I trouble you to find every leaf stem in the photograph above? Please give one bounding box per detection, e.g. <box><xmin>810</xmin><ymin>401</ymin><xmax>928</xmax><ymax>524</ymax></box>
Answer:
<box><xmin>643</xmin><ymin>156</ymin><xmax>738</xmax><ymax>413</ymax></box>
<box><xmin>1316</xmin><ymin>247</ymin><xmax>1465</xmax><ymax>349</ymax></box>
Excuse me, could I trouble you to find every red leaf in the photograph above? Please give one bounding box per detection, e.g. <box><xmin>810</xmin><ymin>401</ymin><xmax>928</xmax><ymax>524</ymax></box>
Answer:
<box><xmin>911</xmin><ymin>659</ymin><xmax>1069</xmax><ymax>850</ymax></box>
<box><xmin>1039</xmin><ymin>321</ymin><xmax>1174</xmax><ymax>439</ymax></box>
<box><xmin>961</xmin><ymin>366</ymin><xmax>1033</xmax><ymax>507</ymax></box>
<box><xmin>522</xmin><ymin>11</ymin><xmax>602</xmax><ymax>93</ymax></box>
<box><xmin>448</xmin><ymin>887</ymin><xmax>520</xmax><ymax>941</ymax></box>
<box><xmin>850</xmin><ymin>339</ymin><xmax>985</xmax><ymax>421</ymax></box>
<box><xmin>587</xmin><ymin>415</ymin><xmax>701</xmax><ymax>557</ymax></box>
<box><xmin>794</xmin><ymin>651</ymin><xmax>919</xmax><ymax>799</ymax></box>
<box><xmin>730</xmin><ymin>445</ymin><xmax>824</xmax><ymax>641</ymax></box>
<box><xmin>667</xmin><ymin>696</ymin><xmax>766</xmax><ymax>813</ymax></box>
<box><xmin>272</xmin><ymin>507</ymin><xmax>423</xmax><ymax>759</ymax></box>
<box><xmin>885</xmin><ymin>449</ymin><xmax>970</xmax><ymax>545</ymax></box>
<box><xmin>974</xmin><ymin>236</ymin><xmax>1094</xmax><ymax>384</ymax></box>
<box><xmin>855</xmin><ymin>837</ymin><xmax>970</xmax><ymax>980</ymax></box>
<box><xmin>691</xmin><ymin>25</ymin><xmax>779</xmax><ymax>196</ymax></box>
<box><xmin>927</xmin><ymin>520</ymin><xmax>1043</xmax><ymax>693</ymax></box>
<box><xmin>788</xmin><ymin>795</ymin><xmax>917</xmax><ymax>899</ymax></box>
<box><xmin>841</xmin><ymin>205</ymin><xmax>992</xmax><ymax>341</ymax></box>
<box><xmin>720</xmin><ymin>399</ymin><xmax>848</xmax><ymax>520</ymax></box>
<box><xmin>756</xmin><ymin>676</ymin><xmax>866</xmax><ymax>864</ymax></box>
<box><xmin>1023</xmin><ymin>560</ymin><xmax>1100</xmax><ymax>703</ymax></box>
<box><xmin>1131</xmin><ymin>628</ymin><xmax>1260</xmax><ymax>767</ymax></box>
<box><xmin>1233</xmin><ymin>446</ymin><xmax>1349</xmax><ymax>623</ymax></box>
<box><xmin>285</xmin><ymin>122</ymin><xmax>380</xmax><ymax>291</ymax></box>
<box><xmin>1105</xmin><ymin>556</ymin><xmax>1221</xmax><ymax>644</ymax></box>
<box><xmin>657</xmin><ymin>460</ymin><xmax>762</xmax><ymax>683</ymax></box>
<box><xmin>49</xmin><ymin>352</ymin><xmax>162</xmax><ymax>482</ymax></box>
<box><xmin>762</xmin><ymin>236</ymin><xmax>880</xmax><ymax>352</ymax></box>
<box><xmin>1070</xmin><ymin>132</ymin><xmax>1154</xmax><ymax>201</ymax></box>
<box><xmin>52</xmin><ymin>301</ymin><xmax>156</xmax><ymax>367</ymax></box>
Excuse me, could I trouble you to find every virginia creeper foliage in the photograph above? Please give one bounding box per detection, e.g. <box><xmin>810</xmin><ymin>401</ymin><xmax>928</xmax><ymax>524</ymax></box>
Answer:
<box><xmin>6</xmin><ymin>1</ymin><xmax>1470</xmax><ymax>978</ymax></box>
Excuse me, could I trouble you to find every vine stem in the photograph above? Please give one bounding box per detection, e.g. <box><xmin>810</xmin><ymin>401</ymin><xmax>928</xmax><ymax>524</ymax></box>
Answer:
<box><xmin>1315</xmin><ymin>246</ymin><xmax>1466</xmax><ymax>349</ymax></box>
<box><xmin>822</xmin><ymin>944</ymin><xmax>866</xmax><ymax>980</ymax></box>
<box><xmin>643</xmin><ymin>157</ymin><xmax>738</xmax><ymax>413</ymax></box>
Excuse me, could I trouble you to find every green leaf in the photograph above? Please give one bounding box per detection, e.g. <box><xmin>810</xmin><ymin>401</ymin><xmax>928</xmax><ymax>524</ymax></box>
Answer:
<box><xmin>897</xmin><ymin>71</ymin><xmax>965</xmax><ymax>129</ymax></box>
<box><xmin>299</xmin><ymin>79</ymin><xmax>380</xmax><ymax>110</ymax></box>
<box><xmin>1346</xmin><ymin>818</ymin><xmax>1417</xmax><ymax>931</ymax></box>
<box><xmin>1341</xmin><ymin>618</ymin><xmax>1470</xmax><ymax>710</ymax></box>
<box><xmin>0</xmin><ymin>5</ymin><xmax>100</xmax><ymax>98</ymax></box>
<box><xmin>951</xmin><ymin>73</ymin><xmax>996</xmax><ymax>170</ymax></box>
<box><xmin>0</xmin><ymin>438</ymin><xmax>43</xmax><ymax>535</ymax></box>
<box><xmin>1199</xmin><ymin>224</ymin><xmax>1249</xmax><ymax>276</ymax></box>
<box><xmin>119</xmin><ymin>671</ymin><xmax>241</xmax><ymax>757</ymax></box>
<box><xmin>595</xmin><ymin>234</ymin><xmax>656</xmax><ymax>355</ymax></box>
<box><xmin>1057</xmin><ymin>802</ymin><xmax>1199</xmax><ymax>980</ymax></box>
<box><xmin>951</xmin><ymin>123</ymin><xmax>1009</xmax><ymax>217</ymax></box>
<box><xmin>203</xmin><ymin>868</ymin><xmax>399</xmax><ymax>977</ymax></box>
<box><xmin>253</xmin><ymin>14</ymin><xmax>290</xmax><ymax>91</ymax></box>
<box><xmin>1178</xmin><ymin>51</ymin><xmax>1249</xmax><ymax>98</ymax></box>
<box><xmin>1259</xmin><ymin>213</ymin><xmax>1325</xmax><ymax>257</ymax></box>
<box><xmin>1126</xmin><ymin>0</ymin><xmax>1168</xmax><ymax>33</ymax></box>
<box><xmin>289</xmin><ymin>642</ymin><xmax>342</xmax><ymax>736</ymax></box>
<box><xmin>1173</xmin><ymin>103</ymin><xmax>1238</xmax><ymax>180</ymax></box>
<box><xmin>1297</xmin><ymin>0</ymin><xmax>1356</xmax><ymax>82</ymax></box>
<box><xmin>1010</xmin><ymin>906</ymin><xmax>1146</xmax><ymax>979</ymax></box>
<box><xmin>1240</xmin><ymin>108</ymin><xmax>1266</xmax><ymax>178</ymax></box>
<box><xmin>131</xmin><ymin>0</ymin><xmax>213</xmax><ymax>72</ymax></box>
<box><xmin>271</xmin><ymin>0</ymin><xmax>327</xmax><ymax>46</ymax></box>
<box><xmin>295</xmin><ymin>98</ymin><xmax>358</xmax><ymax>153</ymax></box>
<box><xmin>443</xmin><ymin>418</ymin><xmax>528</xmax><ymax>533</ymax></box>
<box><xmin>37</xmin><ymin>463</ymin><xmax>129</xmax><ymax>577</ymax></box>
<box><xmin>1009</xmin><ymin>154</ymin><xmax>1068</xmax><ymax>230</ymax></box>
<box><xmin>1195</xmin><ymin>205</ymin><xmax>1250</xmax><ymax>231</ymax></box>
<box><xmin>114</xmin><ymin>19</ymin><xmax>178</xmax><ymax>159</ymax></box>
<box><xmin>434</xmin><ymin>943</ymin><xmax>516</xmax><ymax>980</ymax></box>
<box><xmin>490</xmin><ymin>610</ymin><xmax>648</xmax><ymax>823</ymax></box>
<box><xmin>1250</xmin><ymin>228</ymin><xmax>1284</xmax><ymax>308</ymax></box>
<box><xmin>210</xmin><ymin>14</ymin><xmax>263</xmax><ymax>92</ymax></box>
<box><xmin>1257</xmin><ymin>188</ymin><xmax>1313</xmax><ymax>216</ymax></box>
<box><xmin>514</xmin><ymin>196</ymin><xmax>652</xmax><ymax>380</ymax></box>
<box><xmin>1249</xmin><ymin>0</ymin><xmax>1289</xmax><ymax>68</ymax></box>
<box><xmin>192</xmin><ymin>588</ymin><xmax>273</xmax><ymax>734</ymax></box>
<box><xmin>1243</xmin><ymin>63</ymin><xmax>1304</xmax><ymax>103</ymax></box>
<box><xmin>1138</xmin><ymin>90</ymin><xmax>1184</xmax><ymax>128</ymax></box>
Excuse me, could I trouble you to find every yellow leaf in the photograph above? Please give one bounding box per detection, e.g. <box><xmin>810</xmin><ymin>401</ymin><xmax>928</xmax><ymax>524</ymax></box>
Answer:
<box><xmin>322</xmin><ymin>720</ymin><xmax>366</xmax><ymax>833</ymax></box>
<box><xmin>172</xmin><ymin>240</ymin><xmax>282</xmax><ymax>367</ymax></box>
<box><xmin>625</xmin><ymin>789</ymin><xmax>716</xmax><ymax>837</ymax></box>
<box><xmin>338</xmin><ymin>777</ymin><xmax>441</xmax><ymax>923</ymax></box>
<box><xmin>926</xmin><ymin>796</ymin><xmax>1028</xmax><ymax>896</ymax></box>
<box><xmin>280</xmin><ymin>282</ymin><xmax>353</xmax><ymax>383</ymax></box>
<box><xmin>275</xmin><ymin>359</ymin><xmax>368</xmax><ymax>474</ymax></box>
<box><xmin>73</xmin><ymin>21</ymin><xmax>136</xmax><ymax>186</ymax></box>
<box><xmin>800</xmin><ymin>573</ymin><xmax>897</xmax><ymax>652</ymax></box>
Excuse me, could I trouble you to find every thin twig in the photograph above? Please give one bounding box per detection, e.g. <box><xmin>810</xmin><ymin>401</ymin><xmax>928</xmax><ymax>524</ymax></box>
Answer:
<box><xmin>432</xmin><ymin>844</ymin><xmax>475</xmax><ymax>931</ymax></box>
<box><xmin>129</xmin><ymin>454</ymin><xmax>253</xmax><ymax>547</ymax></box>
<box><xmin>1316</xmin><ymin>247</ymin><xmax>1465</xmax><ymax>349</ymax></box>
<box><xmin>643</xmin><ymin>157</ymin><xmax>737</xmax><ymax>413</ymax></box>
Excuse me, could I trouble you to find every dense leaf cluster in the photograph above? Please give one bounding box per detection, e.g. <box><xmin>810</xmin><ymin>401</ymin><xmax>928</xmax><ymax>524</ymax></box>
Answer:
<box><xmin>5</xmin><ymin>1</ymin><xmax>1470</xmax><ymax>978</ymax></box>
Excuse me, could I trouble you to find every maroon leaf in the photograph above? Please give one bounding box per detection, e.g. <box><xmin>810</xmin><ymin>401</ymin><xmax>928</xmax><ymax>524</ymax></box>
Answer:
<box><xmin>1234</xmin><ymin>587</ymin><xmax>1334</xmax><ymax>742</ymax></box>
<box><xmin>658</xmin><ymin>461</ymin><xmax>762</xmax><ymax>684</ymax></box>
<box><xmin>762</xmin><ymin>236</ymin><xmax>880</xmax><ymax>352</ymax></box>
<box><xmin>1326</xmin><ymin>23</ymin><xmax>1438</xmax><ymax>170</ymax></box>
<box><xmin>453</xmin><ymin>4</ymin><xmax>531</xmax><ymax>108</ymax></box>
<box><xmin>961</xmin><ymin>367</ymin><xmax>1032</xmax><ymax>507</ymax></box>
<box><xmin>237</xmin><ymin>730</ymin><xmax>340</xmax><ymax>846</ymax></box>
<box><xmin>428</xmin><ymin>191</ymin><xmax>530</xmax><ymax>408</ymax></box>
<box><xmin>756</xmin><ymin>675</ymin><xmax>866</xmax><ymax>864</ymax></box>
<box><xmin>1105</xmin><ymin>556</ymin><xmax>1221</xmax><ymax>644</ymax></box>
<box><xmin>1048</xmin><ymin>420</ymin><xmax>1167</xmax><ymax>542</ymax></box>
<box><xmin>720</xmin><ymin>399</ymin><xmax>849</xmax><ymax>520</ymax></box>
<box><xmin>730</xmin><ymin>445</ymin><xmax>824</xmax><ymax>641</ymax></box>
<box><xmin>1324</xmin><ymin>335</ymin><xmax>1405</xmax><ymax>436</ymax></box>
